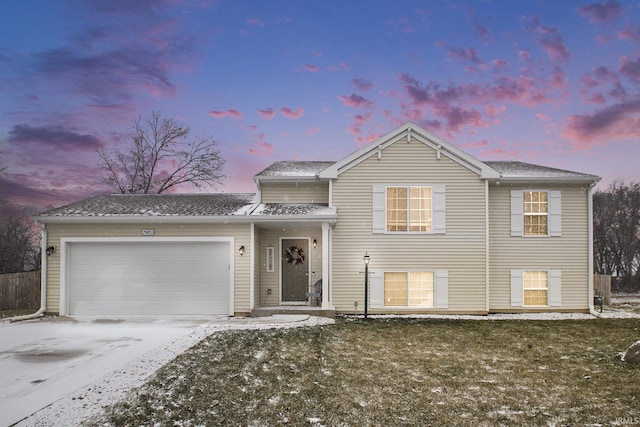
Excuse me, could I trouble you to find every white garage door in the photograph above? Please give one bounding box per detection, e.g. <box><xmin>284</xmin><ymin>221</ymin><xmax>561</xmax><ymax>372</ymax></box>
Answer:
<box><xmin>67</xmin><ymin>240</ymin><xmax>231</xmax><ymax>315</ymax></box>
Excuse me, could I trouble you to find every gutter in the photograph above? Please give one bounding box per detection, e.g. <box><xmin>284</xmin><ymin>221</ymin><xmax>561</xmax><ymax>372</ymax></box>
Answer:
<box><xmin>9</xmin><ymin>223</ymin><xmax>47</xmax><ymax>322</ymax></box>
<box><xmin>587</xmin><ymin>182</ymin><xmax>601</xmax><ymax>318</ymax></box>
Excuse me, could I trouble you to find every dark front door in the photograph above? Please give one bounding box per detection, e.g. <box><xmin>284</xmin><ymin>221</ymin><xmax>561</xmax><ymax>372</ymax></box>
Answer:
<box><xmin>281</xmin><ymin>238</ymin><xmax>309</xmax><ymax>303</ymax></box>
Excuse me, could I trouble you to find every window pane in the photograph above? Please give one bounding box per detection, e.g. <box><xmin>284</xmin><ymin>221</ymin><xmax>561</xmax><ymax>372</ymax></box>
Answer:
<box><xmin>525</xmin><ymin>215</ymin><xmax>548</xmax><ymax>236</ymax></box>
<box><xmin>523</xmin><ymin>271</ymin><xmax>548</xmax><ymax>306</ymax></box>
<box><xmin>384</xmin><ymin>272</ymin><xmax>407</xmax><ymax>306</ymax></box>
<box><xmin>408</xmin><ymin>272</ymin><xmax>434</xmax><ymax>307</ymax></box>
<box><xmin>409</xmin><ymin>186</ymin><xmax>432</xmax><ymax>232</ymax></box>
<box><xmin>387</xmin><ymin>187</ymin><xmax>408</xmax><ymax>232</ymax></box>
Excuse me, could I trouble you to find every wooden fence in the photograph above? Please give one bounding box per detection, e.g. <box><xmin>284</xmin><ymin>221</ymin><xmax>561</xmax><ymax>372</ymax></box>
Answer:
<box><xmin>0</xmin><ymin>271</ymin><xmax>41</xmax><ymax>311</ymax></box>
<box><xmin>593</xmin><ymin>274</ymin><xmax>612</xmax><ymax>305</ymax></box>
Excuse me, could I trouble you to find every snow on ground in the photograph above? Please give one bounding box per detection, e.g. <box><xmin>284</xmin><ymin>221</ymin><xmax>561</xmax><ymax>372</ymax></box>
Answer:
<box><xmin>16</xmin><ymin>309</ymin><xmax>640</xmax><ymax>426</ymax></box>
<box><xmin>17</xmin><ymin>315</ymin><xmax>334</xmax><ymax>427</ymax></box>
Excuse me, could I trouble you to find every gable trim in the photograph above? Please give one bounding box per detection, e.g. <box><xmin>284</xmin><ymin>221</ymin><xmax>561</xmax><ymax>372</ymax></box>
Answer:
<box><xmin>319</xmin><ymin>122</ymin><xmax>500</xmax><ymax>180</ymax></box>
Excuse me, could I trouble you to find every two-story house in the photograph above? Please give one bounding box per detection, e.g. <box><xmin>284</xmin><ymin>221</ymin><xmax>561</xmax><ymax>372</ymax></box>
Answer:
<box><xmin>33</xmin><ymin>122</ymin><xmax>600</xmax><ymax>317</ymax></box>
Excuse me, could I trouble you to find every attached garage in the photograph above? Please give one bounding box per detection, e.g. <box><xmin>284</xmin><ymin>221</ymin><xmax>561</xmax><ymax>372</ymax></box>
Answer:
<box><xmin>62</xmin><ymin>238</ymin><xmax>233</xmax><ymax>316</ymax></box>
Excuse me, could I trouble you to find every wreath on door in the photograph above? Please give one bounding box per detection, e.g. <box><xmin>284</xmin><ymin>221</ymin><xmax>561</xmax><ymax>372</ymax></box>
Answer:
<box><xmin>285</xmin><ymin>245</ymin><xmax>305</xmax><ymax>265</ymax></box>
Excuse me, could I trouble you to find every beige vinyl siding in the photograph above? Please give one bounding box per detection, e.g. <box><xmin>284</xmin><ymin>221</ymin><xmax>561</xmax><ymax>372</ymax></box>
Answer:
<box><xmin>331</xmin><ymin>137</ymin><xmax>487</xmax><ymax>313</ymax></box>
<box><xmin>256</xmin><ymin>227</ymin><xmax>324</xmax><ymax>306</ymax></box>
<box><xmin>260</xmin><ymin>181</ymin><xmax>329</xmax><ymax>204</ymax></box>
<box><xmin>44</xmin><ymin>222</ymin><xmax>252</xmax><ymax>315</ymax></box>
<box><xmin>489</xmin><ymin>184</ymin><xmax>591</xmax><ymax>311</ymax></box>
<box><xmin>253</xmin><ymin>227</ymin><xmax>261</xmax><ymax>310</ymax></box>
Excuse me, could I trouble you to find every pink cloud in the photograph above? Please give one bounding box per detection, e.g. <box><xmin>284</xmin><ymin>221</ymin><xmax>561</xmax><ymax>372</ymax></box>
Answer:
<box><xmin>518</xmin><ymin>51</ymin><xmax>531</xmax><ymax>62</ymax></box>
<box><xmin>536</xmin><ymin>26</ymin><xmax>570</xmax><ymax>62</ymax></box>
<box><xmin>490</xmin><ymin>59</ymin><xmax>509</xmax><ymax>69</ymax></box>
<box><xmin>436</xmin><ymin>40</ymin><xmax>482</xmax><ymax>64</ymax></box>
<box><xmin>208</xmin><ymin>109</ymin><xmax>242</xmax><ymax>119</ymax></box>
<box><xmin>340</xmin><ymin>62</ymin><xmax>350</xmax><ymax>71</ymax></box>
<box><xmin>563</xmin><ymin>98</ymin><xmax>640</xmax><ymax>145</ymax></box>
<box><xmin>353</xmin><ymin>78</ymin><xmax>373</xmax><ymax>92</ymax></box>
<box><xmin>618</xmin><ymin>25</ymin><xmax>640</xmax><ymax>41</ymax></box>
<box><xmin>619</xmin><ymin>55</ymin><xmax>640</xmax><ymax>83</ymax></box>
<box><xmin>578</xmin><ymin>1</ymin><xmax>624</xmax><ymax>24</ymax></box>
<box><xmin>549</xmin><ymin>66</ymin><xmax>567</xmax><ymax>90</ymax></box>
<box><xmin>483</xmin><ymin>147</ymin><xmax>520</xmax><ymax>159</ymax></box>
<box><xmin>280</xmin><ymin>106</ymin><xmax>304</xmax><ymax>119</ymax></box>
<box><xmin>473</xmin><ymin>23</ymin><xmax>493</xmax><ymax>43</ymax></box>
<box><xmin>338</xmin><ymin>93</ymin><xmax>375</xmax><ymax>109</ymax></box>
<box><xmin>304</xmin><ymin>64</ymin><xmax>319</xmax><ymax>73</ymax></box>
<box><xmin>536</xmin><ymin>113</ymin><xmax>550</xmax><ymax>122</ymax></box>
<box><xmin>306</xmin><ymin>127</ymin><xmax>321</xmax><ymax>136</ymax></box>
<box><xmin>246</xmin><ymin>18</ymin><xmax>264</xmax><ymax>26</ymax></box>
<box><xmin>248</xmin><ymin>133</ymin><xmax>273</xmax><ymax>156</ymax></box>
<box><xmin>258</xmin><ymin>108</ymin><xmax>276</xmax><ymax>119</ymax></box>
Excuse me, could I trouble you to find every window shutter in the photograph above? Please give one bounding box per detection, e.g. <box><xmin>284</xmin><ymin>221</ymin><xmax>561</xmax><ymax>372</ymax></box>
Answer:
<box><xmin>435</xmin><ymin>270</ymin><xmax>449</xmax><ymax>308</ymax></box>
<box><xmin>510</xmin><ymin>270</ymin><xmax>523</xmax><ymax>306</ymax></box>
<box><xmin>432</xmin><ymin>185</ymin><xmax>446</xmax><ymax>234</ymax></box>
<box><xmin>372</xmin><ymin>184</ymin><xmax>386</xmax><ymax>234</ymax></box>
<box><xmin>548</xmin><ymin>191</ymin><xmax>562</xmax><ymax>237</ymax></box>
<box><xmin>369</xmin><ymin>270</ymin><xmax>383</xmax><ymax>308</ymax></box>
<box><xmin>548</xmin><ymin>269</ymin><xmax>562</xmax><ymax>306</ymax></box>
<box><xmin>511</xmin><ymin>190</ymin><xmax>524</xmax><ymax>237</ymax></box>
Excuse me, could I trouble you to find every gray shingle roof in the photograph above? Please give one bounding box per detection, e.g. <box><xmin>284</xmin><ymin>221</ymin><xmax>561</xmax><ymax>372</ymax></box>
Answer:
<box><xmin>254</xmin><ymin>161</ymin><xmax>336</xmax><ymax>178</ymax></box>
<box><xmin>252</xmin><ymin>203</ymin><xmax>336</xmax><ymax>216</ymax></box>
<box><xmin>37</xmin><ymin>193</ymin><xmax>257</xmax><ymax>217</ymax></box>
<box><xmin>485</xmin><ymin>161</ymin><xmax>600</xmax><ymax>182</ymax></box>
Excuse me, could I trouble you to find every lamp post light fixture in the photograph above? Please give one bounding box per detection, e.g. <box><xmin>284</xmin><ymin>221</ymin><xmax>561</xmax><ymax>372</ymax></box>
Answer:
<box><xmin>363</xmin><ymin>252</ymin><xmax>370</xmax><ymax>319</ymax></box>
<box><xmin>239</xmin><ymin>245</ymin><xmax>245</xmax><ymax>256</ymax></box>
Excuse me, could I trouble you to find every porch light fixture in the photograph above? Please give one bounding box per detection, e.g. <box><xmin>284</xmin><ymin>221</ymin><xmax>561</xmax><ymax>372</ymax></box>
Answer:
<box><xmin>46</xmin><ymin>245</ymin><xmax>55</xmax><ymax>256</ymax></box>
<box><xmin>363</xmin><ymin>253</ymin><xmax>370</xmax><ymax>318</ymax></box>
<box><xmin>313</xmin><ymin>239</ymin><xmax>317</xmax><ymax>248</ymax></box>
<box><xmin>239</xmin><ymin>245</ymin><xmax>245</xmax><ymax>256</ymax></box>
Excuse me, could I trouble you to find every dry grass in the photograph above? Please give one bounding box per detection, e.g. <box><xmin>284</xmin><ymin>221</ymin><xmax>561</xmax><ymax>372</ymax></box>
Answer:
<box><xmin>95</xmin><ymin>317</ymin><xmax>640</xmax><ymax>426</ymax></box>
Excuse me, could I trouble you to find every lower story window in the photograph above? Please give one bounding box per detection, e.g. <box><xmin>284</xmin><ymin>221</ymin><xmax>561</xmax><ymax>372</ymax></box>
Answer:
<box><xmin>524</xmin><ymin>271</ymin><xmax>548</xmax><ymax>306</ymax></box>
<box><xmin>384</xmin><ymin>271</ymin><xmax>434</xmax><ymax>307</ymax></box>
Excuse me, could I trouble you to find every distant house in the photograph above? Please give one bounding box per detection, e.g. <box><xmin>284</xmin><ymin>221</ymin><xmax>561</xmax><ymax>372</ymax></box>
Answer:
<box><xmin>34</xmin><ymin>122</ymin><xmax>600</xmax><ymax>316</ymax></box>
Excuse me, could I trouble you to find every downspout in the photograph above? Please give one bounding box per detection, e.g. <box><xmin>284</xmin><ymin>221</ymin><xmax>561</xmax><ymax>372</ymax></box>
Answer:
<box><xmin>9</xmin><ymin>222</ymin><xmax>47</xmax><ymax>322</ymax></box>
<box><xmin>485</xmin><ymin>179</ymin><xmax>490</xmax><ymax>314</ymax></box>
<box><xmin>587</xmin><ymin>183</ymin><xmax>600</xmax><ymax>317</ymax></box>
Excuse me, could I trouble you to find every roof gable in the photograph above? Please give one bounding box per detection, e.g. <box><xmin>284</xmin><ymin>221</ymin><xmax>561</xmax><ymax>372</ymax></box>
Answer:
<box><xmin>319</xmin><ymin>122</ymin><xmax>501</xmax><ymax>180</ymax></box>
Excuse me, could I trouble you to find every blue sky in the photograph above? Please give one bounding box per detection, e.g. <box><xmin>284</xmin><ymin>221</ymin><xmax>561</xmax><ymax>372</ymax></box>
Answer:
<box><xmin>1</xmin><ymin>0</ymin><xmax>639</xmax><ymax>216</ymax></box>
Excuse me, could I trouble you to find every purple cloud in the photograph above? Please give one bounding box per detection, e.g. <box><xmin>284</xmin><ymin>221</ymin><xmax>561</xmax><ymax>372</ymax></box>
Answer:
<box><xmin>353</xmin><ymin>78</ymin><xmax>373</xmax><ymax>92</ymax></box>
<box><xmin>208</xmin><ymin>109</ymin><xmax>243</xmax><ymax>119</ymax></box>
<box><xmin>258</xmin><ymin>108</ymin><xmax>276</xmax><ymax>119</ymax></box>
<box><xmin>563</xmin><ymin>98</ymin><xmax>640</xmax><ymax>144</ymax></box>
<box><xmin>8</xmin><ymin>125</ymin><xmax>103</xmax><ymax>151</ymax></box>
<box><xmin>619</xmin><ymin>55</ymin><xmax>640</xmax><ymax>83</ymax></box>
<box><xmin>536</xmin><ymin>26</ymin><xmax>570</xmax><ymax>62</ymax></box>
<box><xmin>578</xmin><ymin>1</ymin><xmax>624</xmax><ymax>24</ymax></box>
<box><xmin>280</xmin><ymin>107</ymin><xmax>304</xmax><ymax>119</ymax></box>
<box><xmin>338</xmin><ymin>93</ymin><xmax>375</xmax><ymax>109</ymax></box>
<box><xmin>436</xmin><ymin>41</ymin><xmax>482</xmax><ymax>64</ymax></box>
<box><xmin>618</xmin><ymin>25</ymin><xmax>640</xmax><ymax>41</ymax></box>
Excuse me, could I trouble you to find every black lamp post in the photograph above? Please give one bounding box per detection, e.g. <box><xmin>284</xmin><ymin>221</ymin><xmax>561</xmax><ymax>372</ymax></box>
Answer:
<box><xmin>363</xmin><ymin>252</ymin><xmax>370</xmax><ymax>318</ymax></box>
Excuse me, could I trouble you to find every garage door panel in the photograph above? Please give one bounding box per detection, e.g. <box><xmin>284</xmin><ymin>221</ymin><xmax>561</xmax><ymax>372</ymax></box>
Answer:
<box><xmin>68</xmin><ymin>241</ymin><xmax>231</xmax><ymax>315</ymax></box>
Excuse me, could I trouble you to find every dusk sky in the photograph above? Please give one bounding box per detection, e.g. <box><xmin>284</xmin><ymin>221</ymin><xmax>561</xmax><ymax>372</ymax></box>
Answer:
<box><xmin>1</xmin><ymin>0</ymin><xmax>639</xmax><ymax>217</ymax></box>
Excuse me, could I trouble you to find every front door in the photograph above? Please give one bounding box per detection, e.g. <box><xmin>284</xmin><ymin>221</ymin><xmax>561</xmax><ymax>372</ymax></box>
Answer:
<box><xmin>281</xmin><ymin>238</ymin><xmax>309</xmax><ymax>304</ymax></box>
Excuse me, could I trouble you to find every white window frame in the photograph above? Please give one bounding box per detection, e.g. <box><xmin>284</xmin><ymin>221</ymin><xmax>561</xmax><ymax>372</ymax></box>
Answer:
<box><xmin>383</xmin><ymin>271</ymin><xmax>435</xmax><ymax>308</ymax></box>
<box><xmin>511</xmin><ymin>189</ymin><xmax>561</xmax><ymax>237</ymax></box>
<box><xmin>369</xmin><ymin>269</ymin><xmax>448</xmax><ymax>309</ymax></box>
<box><xmin>386</xmin><ymin>186</ymin><xmax>433</xmax><ymax>233</ymax></box>
<box><xmin>523</xmin><ymin>271</ymin><xmax>549</xmax><ymax>307</ymax></box>
<box><xmin>511</xmin><ymin>269</ymin><xmax>561</xmax><ymax>307</ymax></box>
<box><xmin>373</xmin><ymin>184</ymin><xmax>445</xmax><ymax>234</ymax></box>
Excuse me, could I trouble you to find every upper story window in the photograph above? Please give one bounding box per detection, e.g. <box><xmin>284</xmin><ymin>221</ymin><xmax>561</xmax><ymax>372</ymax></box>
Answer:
<box><xmin>386</xmin><ymin>186</ymin><xmax>432</xmax><ymax>232</ymax></box>
<box><xmin>511</xmin><ymin>189</ymin><xmax>561</xmax><ymax>237</ymax></box>
<box><xmin>524</xmin><ymin>191</ymin><xmax>548</xmax><ymax>236</ymax></box>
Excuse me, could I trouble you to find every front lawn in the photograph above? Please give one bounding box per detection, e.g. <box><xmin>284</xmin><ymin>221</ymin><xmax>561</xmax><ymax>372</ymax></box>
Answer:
<box><xmin>96</xmin><ymin>318</ymin><xmax>640</xmax><ymax>426</ymax></box>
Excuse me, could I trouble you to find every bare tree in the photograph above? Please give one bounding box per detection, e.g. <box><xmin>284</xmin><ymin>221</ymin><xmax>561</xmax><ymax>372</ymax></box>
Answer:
<box><xmin>593</xmin><ymin>181</ymin><xmax>640</xmax><ymax>291</ymax></box>
<box><xmin>98</xmin><ymin>112</ymin><xmax>225</xmax><ymax>194</ymax></box>
<box><xmin>0</xmin><ymin>217</ymin><xmax>40</xmax><ymax>273</ymax></box>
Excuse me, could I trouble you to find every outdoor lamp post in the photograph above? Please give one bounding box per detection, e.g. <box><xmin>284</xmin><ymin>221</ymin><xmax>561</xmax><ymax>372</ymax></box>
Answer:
<box><xmin>363</xmin><ymin>253</ymin><xmax>370</xmax><ymax>318</ymax></box>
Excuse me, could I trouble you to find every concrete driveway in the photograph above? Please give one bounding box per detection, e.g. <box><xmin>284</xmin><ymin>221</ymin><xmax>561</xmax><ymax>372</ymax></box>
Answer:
<box><xmin>0</xmin><ymin>316</ymin><xmax>215</xmax><ymax>426</ymax></box>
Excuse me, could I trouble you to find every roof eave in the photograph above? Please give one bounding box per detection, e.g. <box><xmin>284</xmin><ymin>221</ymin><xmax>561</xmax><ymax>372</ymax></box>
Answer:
<box><xmin>490</xmin><ymin>176</ymin><xmax>601</xmax><ymax>185</ymax></box>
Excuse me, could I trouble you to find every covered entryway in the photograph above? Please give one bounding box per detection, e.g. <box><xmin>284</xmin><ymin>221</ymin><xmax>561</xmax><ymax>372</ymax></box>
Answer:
<box><xmin>64</xmin><ymin>238</ymin><xmax>232</xmax><ymax>316</ymax></box>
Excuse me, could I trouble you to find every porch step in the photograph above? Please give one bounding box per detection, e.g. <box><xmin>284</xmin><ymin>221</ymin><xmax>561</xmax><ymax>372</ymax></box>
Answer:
<box><xmin>251</xmin><ymin>306</ymin><xmax>335</xmax><ymax>318</ymax></box>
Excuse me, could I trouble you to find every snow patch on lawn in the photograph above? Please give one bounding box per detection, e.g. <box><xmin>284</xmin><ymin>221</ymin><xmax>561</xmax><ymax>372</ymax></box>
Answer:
<box><xmin>17</xmin><ymin>315</ymin><xmax>334</xmax><ymax>427</ymax></box>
